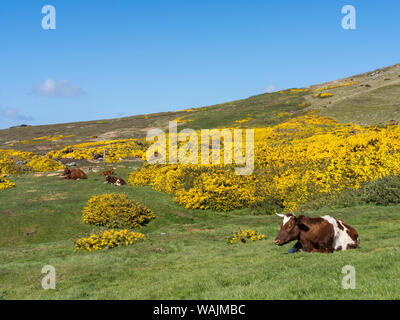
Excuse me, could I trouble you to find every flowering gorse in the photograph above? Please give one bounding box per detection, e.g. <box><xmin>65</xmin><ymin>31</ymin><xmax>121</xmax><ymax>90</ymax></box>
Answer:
<box><xmin>315</xmin><ymin>81</ymin><xmax>357</xmax><ymax>92</ymax></box>
<box><xmin>9</xmin><ymin>135</ymin><xmax>75</xmax><ymax>146</ymax></box>
<box><xmin>82</xmin><ymin>193</ymin><xmax>155</xmax><ymax>228</ymax></box>
<box><xmin>74</xmin><ymin>229</ymin><xmax>146</xmax><ymax>252</ymax></box>
<box><xmin>129</xmin><ymin>112</ymin><xmax>400</xmax><ymax>211</ymax></box>
<box><xmin>0</xmin><ymin>149</ymin><xmax>63</xmax><ymax>174</ymax></box>
<box><xmin>229</xmin><ymin>229</ymin><xmax>266</xmax><ymax>244</ymax></box>
<box><xmin>315</xmin><ymin>92</ymin><xmax>334</xmax><ymax>98</ymax></box>
<box><xmin>0</xmin><ymin>177</ymin><xmax>15</xmax><ymax>190</ymax></box>
<box><xmin>47</xmin><ymin>139</ymin><xmax>148</xmax><ymax>163</ymax></box>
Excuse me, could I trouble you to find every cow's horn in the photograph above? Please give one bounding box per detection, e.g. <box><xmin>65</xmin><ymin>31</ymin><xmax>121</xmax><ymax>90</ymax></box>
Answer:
<box><xmin>275</xmin><ymin>212</ymin><xmax>285</xmax><ymax>217</ymax></box>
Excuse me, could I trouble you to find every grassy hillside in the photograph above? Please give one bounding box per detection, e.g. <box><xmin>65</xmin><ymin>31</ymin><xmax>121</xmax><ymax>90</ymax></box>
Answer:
<box><xmin>2</xmin><ymin>63</ymin><xmax>400</xmax><ymax>300</ymax></box>
<box><xmin>0</xmin><ymin>90</ymin><xmax>309</xmax><ymax>154</ymax></box>
<box><xmin>1</xmin><ymin>63</ymin><xmax>400</xmax><ymax>154</ymax></box>
<box><xmin>1</xmin><ymin>165</ymin><xmax>399</xmax><ymax>299</ymax></box>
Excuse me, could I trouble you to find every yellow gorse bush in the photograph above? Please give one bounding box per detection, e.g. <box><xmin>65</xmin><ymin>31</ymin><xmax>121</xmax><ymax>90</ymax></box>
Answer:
<box><xmin>9</xmin><ymin>134</ymin><xmax>75</xmax><ymax>146</ymax></box>
<box><xmin>173</xmin><ymin>116</ymin><xmax>193</xmax><ymax>124</ymax></box>
<box><xmin>315</xmin><ymin>92</ymin><xmax>334</xmax><ymax>98</ymax></box>
<box><xmin>26</xmin><ymin>156</ymin><xmax>65</xmax><ymax>172</ymax></box>
<box><xmin>0</xmin><ymin>149</ymin><xmax>64</xmax><ymax>174</ymax></box>
<box><xmin>0</xmin><ymin>177</ymin><xmax>15</xmax><ymax>190</ymax></box>
<box><xmin>229</xmin><ymin>229</ymin><xmax>266</xmax><ymax>244</ymax></box>
<box><xmin>129</xmin><ymin>112</ymin><xmax>400</xmax><ymax>211</ymax></box>
<box><xmin>74</xmin><ymin>229</ymin><xmax>146</xmax><ymax>252</ymax></box>
<box><xmin>235</xmin><ymin>118</ymin><xmax>252</xmax><ymax>123</ymax></box>
<box><xmin>289</xmin><ymin>88</ymin><xmax>310</xmax><ymax>94</ymax></box>
<box><xmin>82</xmin><ymin>193</ymin><xmax>156</xmax><ymax>228</ymax></box>
<box><xmin>278</xmin><ymin>88</ymin><xmax>310</xmax><ymax>94</ymax></box>
<box><xmin>47</xmin><ymin>139</ymin><xmax>148</xmax><ymax>163</ymax></box>
<box><xmin>129</xmin><ymin>164</ymin><xmax>260</xmax><ymax>211</ymax></box>
<box><xmin>315</xmin><ymin>81</ymin><xmax>357</xmax><ymax>92</ymax></box>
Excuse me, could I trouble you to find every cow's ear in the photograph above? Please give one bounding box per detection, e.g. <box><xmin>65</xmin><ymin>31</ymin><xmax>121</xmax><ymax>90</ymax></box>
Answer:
<box><xmin>297</xmin><ymin>222</ymin><xmax>309</xmax><ymax>232</ymax></box>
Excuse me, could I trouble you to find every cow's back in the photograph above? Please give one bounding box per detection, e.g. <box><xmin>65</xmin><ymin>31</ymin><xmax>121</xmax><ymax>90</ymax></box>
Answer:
<box><xmin>69</xmin><ymin>169</ymin><xmax>87</xmax><ymax>180</ymax></box>
<box><xmin>321</xmin><ymin>215</ymin><xmax>359</xmax><ymax>251</ymax></box>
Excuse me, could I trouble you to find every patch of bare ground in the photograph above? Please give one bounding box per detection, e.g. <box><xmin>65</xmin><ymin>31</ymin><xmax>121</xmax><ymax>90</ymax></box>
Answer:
<box><xmin>23</xmin><ymin>228</ymin><xmax>37</xmax><ymax>236</ymax></box>
<box><xmin>1</xmin><ymin>210</ymin><xmax>20</xmax><ymax>217</ymax></box>
<box><xmin>35</xmin><ymin>146</ymin><xmax>54</xmax><ymax>151</ymax></box>
<box><xmin>57</xmin><ymin>158</ymin><xmax>93</xmax><ymax>167</ymax></box>
<box><xmin>123</xmin><ymin>158</ymin><xmax>144</xmax><ymax>162</ymax></box>
<box><xmin>28</xmin><ymin>193</ymin><xmax>68</xmax><ymax>202</ymax></box>
<box><xmin>172</xmin><ymin>211</ymin><xmax>194</xmax><ymax>219</ymax></box>
<box><xmin>47</xmin><ymin>172</ymin><xmax>62</xmax><ymax>177</ymax></box>
<box><xmin>96</xmin><ymin>131</ymin><xmax>118</xmax><ymax>140</ymax></box>
<box><xmin>185</xmin><ymin>227</ymin><xmax>213</xmax><ymax>233</ymax></box>
<box><xmin>140</xmin><ymin>127</ymin><xmax>158</xmax><ymax>132</ymax></box>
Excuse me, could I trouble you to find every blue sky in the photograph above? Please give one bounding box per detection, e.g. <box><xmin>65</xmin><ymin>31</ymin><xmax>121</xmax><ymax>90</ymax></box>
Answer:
<box><xmin>0</xmin><ymin>0</ymin><xmax>399</xmax><ymax>129</ymax></box>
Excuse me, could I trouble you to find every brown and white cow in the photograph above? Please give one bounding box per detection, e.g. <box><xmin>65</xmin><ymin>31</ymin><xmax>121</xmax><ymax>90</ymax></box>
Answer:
<box><xmin>274</xmin><ymin>213</ymin><xmax>359</xmax><ymax>253</ymax></box>
<box><xmin>100</xmin><ymin>168</ymin><xmax>114</xmax><ymax>176</ymax></box>
<box><xmin>105</xmin><ymin>175</ymin><xmax>126</xmax><ymax>186</ymax></box>
<box><xmin>62</xmin><ymin>168</ymin><xmax>88</xmax><ymax>180</ymax></box>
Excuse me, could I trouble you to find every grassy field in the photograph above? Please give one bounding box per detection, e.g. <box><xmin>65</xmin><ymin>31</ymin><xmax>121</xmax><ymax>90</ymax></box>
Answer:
<box><xmin>1</xmin><ymin>163</ymin><xmax>400</xmax><ymax>300</ymax></box>
<box><xmin>2</xmin><ymin>63</ymin><xmax>400</xmax><ymax>300</ymax></box>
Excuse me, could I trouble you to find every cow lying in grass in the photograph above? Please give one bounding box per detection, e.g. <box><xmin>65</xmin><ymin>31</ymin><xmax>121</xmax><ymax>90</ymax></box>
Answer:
<box><xmin>62</xmin><ymin>168</ymin><xmax>87</xmax><ymax>180</ymax></box>
<box><xmin>274</xmin><ymin>213</ymin><xmax>360</xmax><ymax>253</ymax></box>
<box><xmin>105</xmin><ymin>175</ymin><xmax>126</xmax><ymax>186</ymax></box>
<box><xmin>100</xmin><ymin>169</ymin><xmax>114</xmax><ymax>176</ymax></box>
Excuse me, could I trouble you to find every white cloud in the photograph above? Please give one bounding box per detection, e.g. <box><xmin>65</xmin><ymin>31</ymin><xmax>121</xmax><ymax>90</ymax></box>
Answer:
<box><xmin>33</xmin><ymin>78</ymin><xmax>85</xmax><ymax>97</ymax></box>
<box><xmin>1</xmin><ymin>108</ymin><xmax>33</xmax><ymax>121</ymax></box>
<box><xmin>264</xmin><ymin>84</ymin><xmax>277</xmax><ymax>93</ymax></box>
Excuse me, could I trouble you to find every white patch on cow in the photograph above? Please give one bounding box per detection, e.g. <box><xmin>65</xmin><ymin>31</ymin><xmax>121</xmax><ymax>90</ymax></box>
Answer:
<box><xmin>321</xmin><ymin>215</ymin><xmax>356</xmax><ymax>250</ymax></box>
<box><xmin>282</xmin><ymin>215</ymin><xmax>292</xmax><ymax>226</ymax></box>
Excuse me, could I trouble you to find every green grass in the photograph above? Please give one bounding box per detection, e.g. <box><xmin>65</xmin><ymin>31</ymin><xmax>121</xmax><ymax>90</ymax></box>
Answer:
<box><xmin>319</xmin><ymin>84</ymin><xmax>400</xmax><ymax>125</ymax></box>
<box><xmin>177</xmin><ymin>91</ymin><xmax>308</xmax><ymax>130</ymax></box>
<box><xmin>1</xmin><ymin>166</ymin><xmax>400</xmax><ymax>299</ymax></box>
<box><xmin>2</xmin><ymin>63</ymin><xmax>400</xmax><ymax>300</ymax></box>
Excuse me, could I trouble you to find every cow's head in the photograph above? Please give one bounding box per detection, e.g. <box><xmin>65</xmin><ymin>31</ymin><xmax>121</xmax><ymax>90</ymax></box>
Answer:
<box><xmin>274</xmin><ymin>213</ymin><xmax>302</xmax><ymax>246</ymax></box>
<box><xmin>63</xmin><ymin>168</ymin><xmax>71</xmax><ymax>175</ymax></box>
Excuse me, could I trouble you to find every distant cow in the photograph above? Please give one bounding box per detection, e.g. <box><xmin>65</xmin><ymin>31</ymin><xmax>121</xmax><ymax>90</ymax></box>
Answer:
<box><xmin>62</xmin><ymin>168</ymin><xmax>87</xmax><ymax>180</ymax></box>
<box><xmin>105</xmin><ymin>175</ymin><xmax>126</xmax><ymax>186</ymax></box>
<box><xmin>274</xmin><ymin>213</ymin><xmax>359</xmax><ymax>253</ymax></box>
<box><xmin>100</xmin><ymin>168</ymin><xmax>114</xmax><ymax>176</ymax></box>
